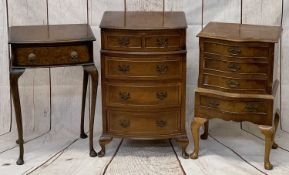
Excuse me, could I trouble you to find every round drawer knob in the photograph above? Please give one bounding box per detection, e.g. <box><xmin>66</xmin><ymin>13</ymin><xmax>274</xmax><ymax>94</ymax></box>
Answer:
<box><xmin>27</xmin><ymin>53</ymin><xmax>36</xmax><ymax>63</ymax></box>
<box><xmin>70</xmin><ymin>51</ymin><xmax>78</xmax><ymax>61</ymax></box>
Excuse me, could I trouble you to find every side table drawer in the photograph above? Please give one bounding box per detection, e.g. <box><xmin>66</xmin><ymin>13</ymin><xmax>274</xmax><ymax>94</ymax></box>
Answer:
<box><xmin>12</xmin><ymin>44</ymin><xmax>92</xmax><ymax>67</ymax></box>
<box><xmin>107</xmin><ymin>109</ymin><xmax>181</xmax><ymax>137</ymax></box>
<box><xmin>105</xmin><ymin>83</ymin><xmax>182</xmax><ymax>108</ymax></box>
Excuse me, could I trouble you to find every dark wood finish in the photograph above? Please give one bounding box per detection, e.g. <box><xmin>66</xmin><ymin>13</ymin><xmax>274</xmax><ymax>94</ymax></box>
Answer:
<box><xmin>9</xmin><ymin>24</ymin><xmax>95</xmax><ymax>44</ymax></box>
<box><xmin>191</xmin><ymin>22</ymin><xmax>282</xmax><ymax>170</ymax></box>
<box><xmin>10</xmin><ymin>68</ymin><xmax>25</xmax><ymax>165</ymax></box>
<box><xmin>197</xmin><ymin>22</ymin><xmax>282</xmax><ymax>43</ymax></box>
<box><xmin>99</xmin><ymin>11</ymin><xmax>188</xmax><ymax>158</ymax></box>
<box><xmin>12</xmin><ymin>43</ymin><xmax>93</xmax><ymax>67</ymax></box>
<box><xmin>9</xmin><ymin>24</ymin><xmax>98</xmax><ymax>165</ymax></box>
<box><xmin>100</xmin><ymin>11</ymin><xmax>187</xmax><ymax>30</ymax></box>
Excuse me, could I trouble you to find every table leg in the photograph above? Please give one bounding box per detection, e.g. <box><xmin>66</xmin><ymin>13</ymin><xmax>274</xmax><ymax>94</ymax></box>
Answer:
<box><xmin>10</xmin><ymin>68</ymin><xmax>25</xmax><ymax>165</ymax></box>
<box><xmin>272</xmin><ymin>111</ymin><xmax>280</xmax><ymax>149</ymax></box>
<box><xmin>175</xmin><ymin>135</ymin><xmax>189</xmax><ymax>159</ymax></box>
<box><xmin>98</xmin><ymin>135</ymin><xmax>113</xmax><ymax>157</ymax></box>
<box><xmin>201</xmin><ymin>121</ymin><xmax>209</xmax><ymax>140</ymax></box>
<box><xmin>191</xmin><ymin>117</ymin><xmax>207</xmax><ymax>159</ymax></box>
<box><xmin>80</xmin><ymin>70</ymin><xmax>88</xmax><ymax>139</ymax></box>
<box><xmin>259</xmin><ymin>125</ymin><xmax>274</xmax><ymax>170</ymax></box>
<box><xmin>83</xmin><ymin>65</ymin><xmax>98</xmax><ymax>157</ymax></box>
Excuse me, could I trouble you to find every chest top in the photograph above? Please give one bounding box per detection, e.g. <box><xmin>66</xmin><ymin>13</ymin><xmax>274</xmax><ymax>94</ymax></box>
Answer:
<box><xmin>198</xmin><ymin>22</ymin><xmax>282</xmax><ymax>43</ymax></box>
<box><xmin>9</xmin><ymin>24</ymin><xmax>95</xmax><ymax>44</ymax></box>
<box><xmin>100</xmin><ymin>11</ymin><xmax>187</xmax><ymax>30</ymax></box>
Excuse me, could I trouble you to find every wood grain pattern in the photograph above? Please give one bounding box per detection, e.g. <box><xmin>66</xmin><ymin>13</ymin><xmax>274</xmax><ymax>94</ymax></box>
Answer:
<box><xmin>104</xmin><ymin>140</ymin><xmax>184</xmax><ymax>175</ymax></box>
<box><xmin>241</xmin><ymin>0</ymin><xmax>283</xmax><ymax>133</ymax></box>
<box><xmin>7</xmin><ymin>0</ymin><xmax>51</xmax><ymax>136</ymax></box>
<box><xmin>126</xmin><ymin>0</ymin><xmax>163</xmax><ymax>11</ymax></box>
<box><xmin>0</xmin><ymin>0</ymin><xmax>11</xmax><ymax>134</ymax></box>
<box><xmin>242</xmin><ymin>0</ymin><xmax>282</xmax><ymax>25</ymax></box>
<box><xmin>281</xmin><ymin>0</ymin><xmax>289</xmax><ymax>131</ymax></box>
<box><xmin>203</xmin><ymin>0</ymin><xmax>241</xmax><ymax>25</ymax></box>
<box><xmin>89</xmin><ymin>0</ymin><xmax>123</xmax><ymax>26</ymax></box>
<box><xmin>47</xmin><ymin>0</ymin><xmax>90</xmax><ymax>134</ymax></box>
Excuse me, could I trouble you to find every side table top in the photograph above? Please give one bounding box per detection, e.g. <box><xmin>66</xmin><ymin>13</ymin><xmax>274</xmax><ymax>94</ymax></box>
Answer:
<box><xmin>9</xmin><ymin>24</ymin><xmax>95</xmax><ymax>44</ymax></box>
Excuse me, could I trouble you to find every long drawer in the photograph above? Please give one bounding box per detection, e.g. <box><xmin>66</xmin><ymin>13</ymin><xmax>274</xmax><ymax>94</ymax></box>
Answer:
<box><xmin>101</xmin><ymin>29</ymin><xmax>186</xmax><ymax>52</ymax></box>
<box><xmin>102</xmin><ymin>53</ymin><xmax>185</xmax><ymax>80</ymax></box>
<box><xmin>195</xmin><ymin>88</ymin><xmax>273</xmax><ymax>125</ymax></box>
<box><xmin>203</xmin><ymin>39</ymin><xmax>270</xmax><ymax>58</ymax></box>
<box><xmin>203</xmin><ymin>58</ymin><xmax>269</xmax><ymax>76</ymax></box>
<box><xmin>104</xmin><ymin>82</ymin><xmax>182</xmax><ymax>108</ymax></box>
<box><xmin>200</xmin><ymin>73</ymin><xmax>268</xmax><ymax>94</ymax></box>
<box><xmin>106</xmin><ymin>109</ymin><xmax>181</xmax><ymax>137</ymax></box>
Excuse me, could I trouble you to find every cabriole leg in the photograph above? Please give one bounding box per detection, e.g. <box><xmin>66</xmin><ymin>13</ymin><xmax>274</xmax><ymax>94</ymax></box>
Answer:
<box><xmin>10</xmin><ymin>68</ymin><xmax>25</xmax><ymax>165</ymax></box>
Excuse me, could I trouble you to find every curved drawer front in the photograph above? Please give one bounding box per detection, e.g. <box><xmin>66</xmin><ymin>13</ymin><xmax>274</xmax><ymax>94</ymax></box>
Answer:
<box><xmin>201</xmin><ymin>74</ymin><xmax>267</xmax><ymax>94</ymax></box>
<box><xmin>200</xmin><ymin>96</ymin><xmax>267</xmax><ymax>114</ymax></box>
<box><xmin>195</xmin><ymin>90</ymin><xmax>273</xmax><ymax>125</ymax></box>
<box><xmin>13</xmin><ymin>45</ymin><xmax>91</xmax><ymax>66</ymax></box>
<box><xmin>105</xmin><ymin>83</ymin><xmax>181</xmax><ymax>108</ymax></box>
<box><xmin>203</xmin><ymin>40</ymin><xmax>269</xmax><ymax>58</ymax></box>
<box><xmin>107</xmin><ymin>110</ymin><xmax>181</xmax><ymax>137</ymax></box>
<box><xmin>102</xmin><ymin>29</ymin><xmax>185</xmax><ymax>51</ymax></box>
<box><xmin>204</xmin><ymin>58</ymin><xmax>269</xmax><ymax>76</ymax></box>
<box><xmin>104</xmin><ymin>55</ymin><xmax>183</xmax><ymax>80</ymax></box>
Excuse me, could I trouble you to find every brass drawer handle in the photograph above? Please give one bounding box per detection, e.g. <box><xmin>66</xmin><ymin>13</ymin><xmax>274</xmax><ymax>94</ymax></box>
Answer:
<box><xmin>227</xmin><ymin>63</ymin><xmax>240</xmax><ymax>72</ymax></box>
<box><xmin>156</xmin><ymin>91</ymin><xmax>167</xmax><ymax>100</ymax></box>
<box><xmin>118</xmin><ymin>37</ymin><xmax>130</xmax><ymax>47</ymax></box>
<box><xmin>119</xmin><ymin>92</ymin><xmax>130</xmax><ymax>101</ymax></box>
<box><xmin>156</xmin><ymin>120</ymin><xmax>167</xmax><ymax>128</ymax></box>
<box><xmin>27</xmin><ymin>53</ymin><xmax>36</xmax><ymax>63</ymax></box>
<box><xmin>156</xmin><ymin>64</ymin><xmax>168</xmax><ymax>74</ymax></box>
<box><xmin>208</xmin><ymin>99</ymin><xmax>220</xmax><ymax>108</ymax></box>
<box><xmin>156</xmin><ymin>37</ymin><xmax>169</xmax><ymax>48</ymax></box>
<box><xmin>70</xmin><ymin>51</ymin><xmax>78</xmax><ymax>61</ymax></box>
<box><xmin>118</xmin><ymin>65</ymin><xmax>130</xmax><ymax>73</ymax></box>
<box><xmin>228</xmin><ymin>47</ymin><xmax>241</xmax><ymax>56</ymax></box>
<box><xmin>245</xmin><ymin>103</ymin><xmax>259</xmax><ymax>112</ymax></box>
<box><xmin>227</xmin><ymin>80</ymin><xmax>240</xmax><ymax>88</ymax></box>
<box><xmin>119</xmin><ymin>119</ymin><xmax>130</xmax><ymax>128</ymax></box>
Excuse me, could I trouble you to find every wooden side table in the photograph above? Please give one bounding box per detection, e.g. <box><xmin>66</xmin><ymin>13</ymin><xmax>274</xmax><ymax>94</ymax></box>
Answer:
<box><xmin>9</xmin><ymin>24</ymin><xmax>98</xmax><ymax>165</ymax></box>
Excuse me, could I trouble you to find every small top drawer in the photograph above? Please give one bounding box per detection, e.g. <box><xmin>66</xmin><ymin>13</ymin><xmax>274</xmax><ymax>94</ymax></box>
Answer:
<box><xmin>101</xmin><ymin>29</ymin><xmax>186</xmax><ymax>52</ymax></box>
<box><xmin>202</xmin><ymin>39</ymin><xmax>270</xmax><ymax>58</ymax></box>
<box><xmin>12</xmin><ymin>43</ymin><xmax>92</xmax><ymax>67</ymax></box>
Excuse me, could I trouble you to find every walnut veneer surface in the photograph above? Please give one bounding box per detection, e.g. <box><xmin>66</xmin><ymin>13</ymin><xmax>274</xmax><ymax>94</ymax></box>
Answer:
<box><xmin>98</xmin><ymin>11</ymin><xmax>189</xmax><ymax>158</ymax></box>
<box><xmin>9</xmin><ymin>24</ymin><xmax>98</xmax><ymax>165</ymax></box>
<box><xmin>191</xmin><ymin>22</ymin><xmax>282</xmax><ymax>170</ymax></box>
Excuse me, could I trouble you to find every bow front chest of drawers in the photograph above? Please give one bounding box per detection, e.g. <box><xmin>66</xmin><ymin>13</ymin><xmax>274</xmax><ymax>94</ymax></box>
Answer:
<box><xmin>9</xmin><ymin>24</ymin><xmax>98</xmax><ymax>165</ymax></box>
<box><xmin>191</xmin><ymin>22</ymin><xmax>282</xmax><ymax>170</ymax></box>
<box><xmin>98</xmin><ymin>11</ymin><xmax>189</xmax><ymax>158</ymax></box>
